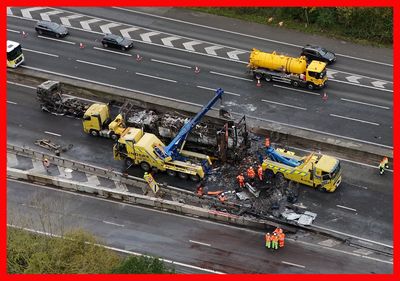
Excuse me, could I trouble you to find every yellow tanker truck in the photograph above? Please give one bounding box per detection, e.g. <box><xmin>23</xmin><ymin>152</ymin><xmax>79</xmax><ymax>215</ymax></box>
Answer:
<box><xmin>248</xmin><ymin>48</ymin><xmax>327</xmax><ymax>90</ymax></box>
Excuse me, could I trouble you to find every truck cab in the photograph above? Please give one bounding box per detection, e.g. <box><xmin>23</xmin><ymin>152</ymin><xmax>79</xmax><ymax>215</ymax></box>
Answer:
<box><xmin>306</xmin><ymin>60</ymin><xmax>327</xmax><ymax>89</ymax></box>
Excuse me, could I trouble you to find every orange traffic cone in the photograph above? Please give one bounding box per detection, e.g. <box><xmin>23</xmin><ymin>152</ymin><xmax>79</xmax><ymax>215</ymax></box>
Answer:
<box><xmin>79</xmin><ymin>42</ymin><xmax>85</xmax><ymax>49</ymax></box>
<box><xmin>136</xmin><ymin>54</ymin><xmax>142</xmax><ymax>62</ymax></box>
<box><xmin>194</xmin><ymin>66</ymin><xmax>200</xmax><ymax>74</ymax></box>
<box><xmin>21</xmin><ymin>31</ymin><xmax>28</xmax><ymax>38</ymax></box>
<box><xmin>256</xmin><ymin>79</ymin><xmax>261</xmax><ymax>87</ymax></box>
<box><xmin>322</xmin><ymin>92</ymin><xmax>328</xmax><ymax>102</ymax></box>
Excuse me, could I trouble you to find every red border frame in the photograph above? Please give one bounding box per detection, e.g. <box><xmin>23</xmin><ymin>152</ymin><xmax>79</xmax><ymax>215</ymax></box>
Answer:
<box><xmin>3</xmin><ymin>1</ymin><xmax>397</xmax><ymax>280</ymax></box>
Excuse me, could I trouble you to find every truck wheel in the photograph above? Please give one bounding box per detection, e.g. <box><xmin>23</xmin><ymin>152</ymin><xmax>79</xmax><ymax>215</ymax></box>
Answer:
<box><xmin>190</xmin><ymin>174</ymin><xmax>200</xmax><ymax>182</ymax></box>
<box><xmin>265</xmin><ymin>169</ymin><xmax>274</xmax><ymax>179</ymax></box>
<box><xmin>265</xmin><ymin>75</ymin><xmax>272</xmax><ymax>82</ymax></box>
<box><xmin>125</xmin><ymin>158</ymin><xmax>134</xmax><ymax>167</ymax></box>
<box><xmin>90</xmin><ymin>129</ymin><xmax>99</xmax><ymax>137</ymax></box>
<box><xmin>140</xmin><ymin>162</ymin><xmax>151</xmax><ymax>172</ymax></box>
<box><xmin>307</xmin><ymin>83</ymin><xmax>314</xmax><ymax>90</ymax></box>
<box><xmin>317</xmin><ymin>185</ymin><xmax>327</xmax><ymax>192</ymax></box>
<box><xmin>276</xmin><ymin>172</ymin><xmax>286</xmax><ymax>182</ymax></box>
<box><xmin>167</xmin><ymin>170</ymin><xmax>177</xmax><ymax>177</ymax></box>
<box><xmin>178</xmin><ymin>172</ymin><xmax>188</xmax><ymax>180</ymax></box>
<box><xmin>292</xmin><ymin>81</ymin><xmax>299</xmax><ymax>87</ymax></box>
<box><xmin>110</xmin><ymin>132</ymin><xmax>119</xmax><ymax>141</ymax></box>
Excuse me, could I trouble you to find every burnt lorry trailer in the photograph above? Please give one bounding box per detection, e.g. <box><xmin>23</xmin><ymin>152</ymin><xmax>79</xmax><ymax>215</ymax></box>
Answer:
<box><xmin>36</xmin><ymin>80</ymin><xmax>249</xmax><ymax>162</ymax></box>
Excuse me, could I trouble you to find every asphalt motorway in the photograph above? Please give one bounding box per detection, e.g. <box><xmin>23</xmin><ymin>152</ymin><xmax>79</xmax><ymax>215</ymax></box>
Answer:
<box><xmin>7</xmin><ymin>9</ymin><xmax>393</xmax><ymax>147</ymax></box>
<box><xmin>7</xmin><ymin>179</ymin><xmax>393</xmax><ymax>273</ymax></box>
<box><xmin>7</xmin><ymin>82</ymin><xmax>393</xmax><ymax>248</ymax></box>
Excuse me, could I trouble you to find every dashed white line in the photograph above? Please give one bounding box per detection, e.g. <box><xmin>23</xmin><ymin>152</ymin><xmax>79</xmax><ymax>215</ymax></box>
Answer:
<box><xmin>135</xmin><ymin>72</ymin><xmax>177</xmax><ymax>83</ymax></box>
<box><xmin>76</xmin><ymin>59</ymin><xmax>116</xmax><ymax>70</ymax></box>
<box><xmin>261</xmin><ymin>99</ymin><xmax>307</xmax><ymax>110</ymax></box>
<box><xmin>150</xmin><ymin>58</ymin><xmax>191</xmax><ymax>69</ymax></box>
<box><xmin>189</xmin><ymin>240</ymin><xmax>211</xmax><ymax>247</ymax></box>
<box><xmin>23</xmin><ymin>48</ymin><xmax>59</xmax><ymax>58</ymax></box>
<box><xmin>340</xmin><ymin>98</ymin><xmax>390</xmax><ymax>110</ymax></box>
<box><xmin>37</xmin><ymin>35</ymin><xmax>76</xmax><ymax>45</ymax></box>
<box><xmin>281</xmin><ymin>261</ymin><xmax>305</xmax><ymax>269</ymax></box>
<box><xmin>7</xmin><ymin>81</ymin><xmax>36</xmax><ymax>89</ymax></box>
<box><xmin>7</xmin><ymin>28</ymin><xmax>20</xmax><ymax>33</ymax></box>
<box><xmin>7</xmin><ymin>101</ymin><xmax>17</xmax><ymax>105</ymax></box>
<box><xmin>197</xmin><ymin>85</ymin><xmax>240</xmax><ymax>97</ymax></box>
<box><xmin>330</xmin><ymin>114</ymin><xmax>379</xmax><ymax>126</ymax></box>
<box><xmin>93</xmin><ymin>46</ymin><xmax>132</xmax><ymax>56</ymax></box>
<box><xmin>209</xmin><ymin>71</ymin><xmax>253</xmax><ymax>82</ymax></box>
<box><xmin>336</xmin><ymin>205</ymin><xmax>357</xmax><ymax>212</ymax></box>
<box><xmin>102</xmin><ymin>220</ymin><xmax>125</xmax><ymax>227</ymax></box>
<box><xmin>44</xmin><ymin>131</ymin><xmax>61</xmax><ymax>137</ymax></box>
<box><xmin>272</xmin><ymin>84</ymin><xmax>320</xmax><ymax>96</ymax></box>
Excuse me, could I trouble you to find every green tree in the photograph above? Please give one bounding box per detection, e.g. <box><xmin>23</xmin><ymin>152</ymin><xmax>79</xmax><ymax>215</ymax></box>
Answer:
<box><xmin>111</xmin><ymin>256</ymin><xmax>174</xmax><ymax>274</ymax></box>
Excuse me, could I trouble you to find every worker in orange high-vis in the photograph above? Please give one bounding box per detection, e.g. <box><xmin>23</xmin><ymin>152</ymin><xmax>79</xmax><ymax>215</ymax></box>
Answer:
<box><xmin>257</xmin><ymin>165</ymin><xmax>263</xmax><ymax>181</ymax></box>
<box><xmin>236</xmin><ymin>173</ymin><xmax>245</xmax><ymax>188</ymax></box>
<box><xmin>271</xmin><ymin>233</ymin><xmax>279</xmax><ymax>250</ymax></box>
<box><xmin>278</xmin><ymin>232</ymin><xmax>285</xmax><ymax>248</ymax></box>
<box><xmin>273</xmin><ymin>227</ymin><xmax>283</xmax><ymax>235</ymax></box>
<box><xmin>247</xmin><ymin>166</ymin><xmax>256</xmax><ymax>184</ymax></box>
<box><xmin>265</xmin><ymin>233</ymin><xmax>271</xmax><ymax>249</ymax></box>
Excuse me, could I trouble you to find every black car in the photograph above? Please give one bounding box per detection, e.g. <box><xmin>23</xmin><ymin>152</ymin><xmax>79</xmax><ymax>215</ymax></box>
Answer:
<box><xmin>35</xmin><ymin>20</ymin><xmax>69</xmax><ymax>38</ymax></box>
<box><xmin>101</xmin><ymin>34</ymin><xmax>134</xmax><ymax>51</ymax></box>
<box><xmin>301</xmin><ymin>45</ymin><xmax>336</xmax><ymax>64</ymax></box>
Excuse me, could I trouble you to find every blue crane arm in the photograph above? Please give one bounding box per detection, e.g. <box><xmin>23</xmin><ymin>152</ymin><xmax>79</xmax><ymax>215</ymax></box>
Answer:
<box><xmin>265</xmin><ymin>147</ymin><xmax>301</xmax><ymax>167</ymax></box>
<box><xmin>164</xmin><ymin>88</ymin><xmax>224</xmax><ymax>159</ymax></box>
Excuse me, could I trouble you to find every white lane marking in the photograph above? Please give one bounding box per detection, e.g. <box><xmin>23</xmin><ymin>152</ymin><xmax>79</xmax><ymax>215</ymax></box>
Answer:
<box><xmin>44</xmin><ymin>131</ymin><xmax>61</xmax><ymax>137</ymax></box>
<box><xmin>60</xmin><ymin>14</ymin><xmax>83</xmax><ymax>27</ymax></box>
<box><xmin>76</xmin><ymin>59</ymin><xmax>116</xmax><ymax>70</ymax></box>
<box><xmin>336</xmin><ymin>205</ymin><xmax>357</xmax><ymax>212</ymax></box>
<box><xmin>281</xmin><ymin>261</ymin><xmax>305</xmax><ymax>269</ymax></box>
<box><xmin>140</xmin><ymin>31</ymin><xmax>160</xmax><ymax>42</ymax></box>
<box><xmin>39</xmin><ymin>10</ymin><xmax>63</xmax><ymax>21</ymax></box>
<box><xmin>23</xmin><ymin>48</ymin><xmax>59</xmax><ymax>57</ymax></box>
<box><xmin>197</xmin><ymin>85</ymin><xmax>240</xmax><ymax>97</ymax></box>
<box><xmin>8</xmin><ymin>223</ymin><xmax>224</xmax><ymax>274</ymax></box>
<box><xmin>227</xmin><ymin>50</ymin><xmax>246</xmax><ymax>60</ymax></box>
<box><xmin>100</xmin><ymin>22</ymin><xmax>121</xmax><ymax>34</ymax></box>
<box><xmin>80</xmin><ymin>18</ymin><xmax>101</xmax><ymax>30</ymax></box>
<box><xmin>111</xmin><ymin>7</ymin><xmax>393</xmax><ymax>67</ymax></box>
<box><xmin>7</xmin><ymin>101</ymin><xmax>17</xmax><ymax>105</ymax></box>
<box><xmin>183</xmin><ymin>40</ymin><xmax>202</xmax><ymax>51</ymax></box>
<box><xmin>7</xmin><ymin>81</ymin><xmax>36</xmax><ymax>89</ymax></box>
<box><xmin>261</xmin><ymin>99</ymin><xmax>307</xmax><ymax>110</ymax></box>
<box><xmin>371</xmin><ymin>81</ymin><xmax>388</xmax><ymax>88</ymax></box>
<box><xmin>205</xmin><ymin>45</ymin><xmax>223</xmax><ymax>55</ymax></box>
<box><xmin>135</xmin><ymin>72</ymin><xmax>177</xmax><ymax>83</ymax></box>
<box><xmin>189</xmin><ymin>240</ymin><xmax>211</xmax><ymax>247</ymax></box>
<box><xmin>209</xmin><ymin>71</ymin><xmax>253</xmax><ymax>81</ymax></box>
<box><xmin>119</xmin><ymin>27</ymin><xmax>140</xmax><ymax>39</ymax></box>
<box><xmin>272</xmin><ymin>84</ymin><xmax>320</xmax><ymax>96</ymax></box>
<box><xmin>102</xmin><ymin>220</ymin><xmax>125</xmax><ymax>227</ymax></box>
<box><xmin>7</xmin><ymin>7</ymin><xmax>13</xmax><ymax>15</ymax></box>
<box><xmin>330</xmin><ymin>114</ymin><xmax>379</xmax><ymax>126</ymax></box>
<box><xmin>21</xmin><ymin>7</ymin><xmax>45</xmax><ymax>18</ymax></box>
<box><xmin>346</xmin><ymin>75</ymin><xmax>362</xmax><ymax>84</ymax></box>
<box><xmin>150</xmin><ymin>58</ymin><xmax>191</xmax><ymax>69</ymax></box>
<box><xmin>7</xmin><ymin>28</ymin><xmax>19</xmax><ymax>33</ymax></box>
<box><xmin>340</xmin><ymin>98</ymin><xmax>390</xmax><ymax>110</ymax></box>
<box><xmin>161</xmin><ymin>36</ymin><xmax>180</xmax><ymax>47</ymax></box>
<box><xmin>312</xmin><ymin>224</ymin><xmax>393</xmax><ymax>249</ymax></box>
<box><xmin>93</xmin><ymin>46</ymin><xmax>132</xmax><ymax>56</ymax></box>
<box><xmin>37</xmin><ymin>35</ymin><xmax>76</xmax><ymax>45</ymax></box>
<box><xmin>330</xmin><ymin>78</ymin><xmax>392</xmax><ymax>92</ymax></box>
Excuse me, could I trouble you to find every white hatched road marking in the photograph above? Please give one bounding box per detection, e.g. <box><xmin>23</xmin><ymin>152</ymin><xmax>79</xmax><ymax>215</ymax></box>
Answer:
<box><xmin>103</xmin><ymin>220</ymin><xmax>125</xmax><ymax>227</ymax></box>
<box><xmin>7</xmin><ymin>101</ymin><xmax>17</xmax><ymax>105</ymax></box>
<box><xmin>60</xmin><ymin>14</ymin><xmax>83</xmax><ymax>26</ymax></box>
<box><xmin>93</xmin><ymin>46</ymin><xmax>132</xmax><ymax>56</ymax></box>
<box><xmin>7</xmin><ymin>28</ymin><xmax>20</xmax><ymax>33</ymax></box>
<box><xmin>151</xmin><ymin>59</ymin><xmax>191</xmax><ymax>69</ymax></box>
<box><xmin>371</xmin><ymin>81</ymin><xmax>388</xmax><ymax>88</ymax></box>
<box><xmin>326</xmin><ymin>70</ymin><xmax>338</xmax><ymax>79</ymax></box>
<box><xmin>189</xmin><ymin>240</ymin><xmax>211</xmax><ymax>247</ymax></box>
<box><xmin>262</xmin><ymin>99</ymin><xmax>307</xmax><ymax>110</ymax></box>
<box><xmin>183</xmin><ymin>40</ymin><xmax>202</xmax><ymax>51</ymax></box>
<box><xmin>330</xmin><ymin>114</ymin><xmax>379</xmax><ymax>126</ymax></box>
<box><xmin>76</xmin><ymin>59</ymin><xmax>116</xmax><ymax>70</ymax></box>
<box><xmin>44</xmin><ymin>131</ymin><xmax>61</xmax><ymax>137</ymax></box>
<box><xmin>39</xmin><ymin>10</ymin><xmax>63</xmax><ymax>21</ymax></box>
<box><xmin>336</xmin><ymin>205</ymin><xmax>357</xmax><ymax>212</ymax></box>
<box><xmin>227</xmin><ymin>50</ymin><xmax>246</xmax><ymax>60</ymax></box>
<box><xmin>330</xmin><ymin>78</ymin><xmax>392</xmax><ymax>92</ymax></box>
<box><xmin>272</xmin><ymin>84</ymin><xmax>320</xmax><ymax>96</ymax></box>
<box><xmin>119</xmin><ymin>26</ymin><xmax>139</xmax><ymax>38</ymax></box>
<box><xmin>209</xmin><ymin>71</ymin><xmax>253</xmax><ymax>82</ymax></box>
<box><xmin>340</xmin><ymin>98</ymin><xmax>390</xmax><ymax>110</ymax></box>
<box><xmin>80</xmin><ymin>18</ymin><xmax>101</xmax><ymax>30</ymax></box>
<box><xmin>281</xmin><ymin>261</ymin><xmax>305</xmax><ymax>269</ymax></box>
<box><xmin>161</xmin><ymin>36</ymin><xmax>180</xmax><ymax>47</ymax></box>
<box><xmin>135</xmin><ymin>72</ymin><xmax>177</xmax><ymax>83</ymax></box>
<box><xmin>100</xmin><ymin>22</ymin><xmax>121</xmax><ymax>34</ymax></box>
<box><xmin>87</xmin><ymin>174</ymin><xmax>101</xmax><ymax>186</ymax></box>
<box><xmin>37</xmin><ymin>35</ymin><xmax>76</xmax><ymax>45</ymax></box>
<box><xmin>21</xmin><ymin>7</ymin><xmax>45</xmax><ymax>18</ymax></box>
<box><xmin>140</xmin><ymin>31</ymin><xmax>160</xmax><ymax>42</ymax></box>
<box><xmin>346</xmin><ymin>75</ymin><xmax>362</xmax><ymax>84</ymax></box>
<box><xmin>7</xmin><ymin>153</ymin><xmax>18</xmax><ymax>167</ymax></box>
<box><xmin>7</xmin><ymin>7</ymin><xmax>13</xmax><ymax>15</ymax></box>
<box><xmin>23</xmin><ymin>48</ymin><xmax>59</xmax><ymax>57</ymax></box>
<box><xmin>196</xmin><ymin>85</ymin><xmax>240</xmax><ymax>97</ymax></box>
<box><xmin>204</xmin><ymin>45</ymin><xmax>223</xmax><ymax>55</ymax></box>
